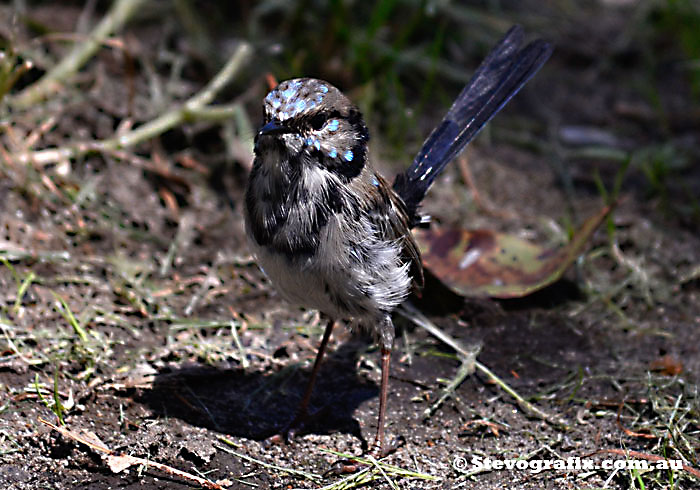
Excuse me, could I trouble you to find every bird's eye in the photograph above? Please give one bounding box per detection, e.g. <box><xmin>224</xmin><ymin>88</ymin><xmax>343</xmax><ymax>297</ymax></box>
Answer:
<box><xmin>309</xmin><ymin>114</ymin><xmax>326</xmax><ymax>131</ymax></box>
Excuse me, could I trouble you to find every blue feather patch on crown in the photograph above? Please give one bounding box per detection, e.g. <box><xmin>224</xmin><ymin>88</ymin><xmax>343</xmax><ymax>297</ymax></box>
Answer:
<box><xmin>264</xmin><ymin>79</ymin><xmax>330</xmax><ymax>122</ymax></box>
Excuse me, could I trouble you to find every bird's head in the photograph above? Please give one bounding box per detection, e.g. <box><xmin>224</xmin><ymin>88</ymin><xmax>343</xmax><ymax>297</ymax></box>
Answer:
<box><xmin>255</xmin><ymin>78</ymin><xmax>369</xmax><ymax>180</ymax></box>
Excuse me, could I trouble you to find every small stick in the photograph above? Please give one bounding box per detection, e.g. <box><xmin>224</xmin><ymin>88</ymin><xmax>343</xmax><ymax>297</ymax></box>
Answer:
<box><xmin>400</xmin><ymin>303</ymin><xmax>569</xmax><ymax>429</ymax></box>
<box><xmin>13</xmin><ymin>43</ymin><xmax>251</xmax><ymax>166</ymax></box>
<box><xmin>456</xmin><ymin>154</ymin><xmax>516</xmax><ymax>219</ymax></box>
<box><xmin>13</xmin><ymin>0</ymin><xmax>147</xmax><ymax>108</ymax></box>
<box><xmin>39</xmin><ymin>417</ymin><xmax>225</xmax><ymax>489</ymax></box>
<box><xmin>217</xmin><ymin>437</ymin><xmax>322</xmax><ymax>482</ymax></box>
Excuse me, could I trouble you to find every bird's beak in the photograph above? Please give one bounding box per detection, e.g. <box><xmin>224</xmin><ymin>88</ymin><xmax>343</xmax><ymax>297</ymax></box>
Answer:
<box><xmin>258</xmin><ymin>120</ymin><xmax>292</xmax><ymax>136</ymax></box>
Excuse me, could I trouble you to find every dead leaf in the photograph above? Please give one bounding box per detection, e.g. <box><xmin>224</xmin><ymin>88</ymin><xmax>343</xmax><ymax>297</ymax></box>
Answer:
<box><xmin>649</xmin><ymin>355</ymin><xmax>683</xmax><ymax>376</ymax></box>
<box><xmin>415</xmin><ymin>204</ymin><xmax>613</xmax><ymax>298</ymax></box>
<box><xmin>106</xmin><ymin>453</ymin><xmax>139</xmax><ymax>473</ymax></box>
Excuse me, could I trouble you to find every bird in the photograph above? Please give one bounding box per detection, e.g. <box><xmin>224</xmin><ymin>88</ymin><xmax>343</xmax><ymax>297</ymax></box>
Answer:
<box><xmin>244</xmin><ymin>25</ymin><xmax>552</xmax><ymax>458</ymax></box>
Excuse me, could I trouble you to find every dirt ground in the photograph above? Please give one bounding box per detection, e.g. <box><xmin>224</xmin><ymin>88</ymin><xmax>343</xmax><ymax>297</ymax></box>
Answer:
<box><xmin>1</xmin><ymin>1</ymin><xmax>699</xmax><ymax>489</ymax></box>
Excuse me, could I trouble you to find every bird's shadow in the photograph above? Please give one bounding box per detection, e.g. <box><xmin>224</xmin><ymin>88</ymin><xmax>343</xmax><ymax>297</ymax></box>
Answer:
<box><xmin>134</xmin><ymin>339</ymin><xmax>377</xmax><ymax>443</ymax></box>
<box><xmin>135</xmin><ymin>279</ymin><xmax>590</xmax><ymax>444</ymax></box>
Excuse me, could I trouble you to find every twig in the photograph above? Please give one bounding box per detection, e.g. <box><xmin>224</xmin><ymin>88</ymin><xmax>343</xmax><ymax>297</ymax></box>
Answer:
<box><xmin>615</xmin><ymin>402</ymin><xmax>657</xmax><ymax>440</ymax></box>
<box><xmin>186</xmin><ymin>103</ymin><xmax>247</xmax><ymax>122</ymax></box>
<box><xmin>39</xmin><ymin>417</ymin><xmax>225</xmax><ymax>489</ymax></box>
<box><xmin>217</xmin><ymin>437</ymin><xmax>322</xmax><ymax>482</ymax></box>
<box><xmin>398</xmin><ymin>303</ymin><xmax>479</xmax><ymax>418</ymax></box>
<box><xmin>228</xmin><ymin>307</ymin><xmax>250</xmax><ymax>369</ymax></box>
<box><xmin>367</xmin><ymin>454</ymin><xmax>399</xmax><ymax>490</ymax></box>
<box><xmin>12</xmin><ymin>0</ymin><xmax>147</xmax><ymax>108</ymax></box>
<box><xmin>424</xmin><ymin>358</ymin><xmax>477</xmax><ymax>419</ymax></box>
<box><xmin>399</xmin><ymin>302</ymin><xmax>569</xmax><ymax>429</ymax></box>
<box><xmin>456</xmin><ymin>154</ymin><xmax>516</xmax><ymax>219</ymax></box>
<box><xmin>318</xmin><ymin>448</ymin><xmax>439</xmax><ymax>481</ymax></box>
<box><xmin>13</xmin><ymin>42</ymin><xmax>252</xmax><ymax>166</ymax></box>
<box><xmin>0</xmin><ymin>320</ymin><xmax>47</xmax><ymax>366</ymax></box>
<box><xmin>399</xmin><ymin>303</ymin><xmax>473</xmax><ymax>359</ymax></box>
<box><xmin>307</xmin><ymin>466</ymin><xmax>374</xmax><ymax>490</ymax></box>
<box><xmin>0</xmin><ymin>240</ymin><xmax>71</xmax><ymax>262</ymax></box>
<box><xmin>474</xmin><ymin>359</ymin><xmax>568</xmax><ymax>429</ymax></box>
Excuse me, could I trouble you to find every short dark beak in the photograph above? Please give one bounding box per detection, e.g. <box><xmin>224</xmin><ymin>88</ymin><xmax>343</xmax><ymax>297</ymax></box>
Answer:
<box><xmin>258</xmin><ymin>120</ymin><xmax>292</xmax><ymax>136</ymax></box>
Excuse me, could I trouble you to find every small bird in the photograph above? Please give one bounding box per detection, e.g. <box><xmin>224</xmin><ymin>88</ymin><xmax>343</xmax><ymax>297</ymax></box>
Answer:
<box><xmin>244</xmin><ymin>25</ymin><xmax>552</xmax><ymax>457</ymax></box>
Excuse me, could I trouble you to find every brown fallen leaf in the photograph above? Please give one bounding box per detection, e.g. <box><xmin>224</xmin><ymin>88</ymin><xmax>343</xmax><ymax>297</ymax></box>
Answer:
<box><xmin>107</xmin><ymin>453</ymin><xmax>139</xmax><ymax>473</ymax></box>
<box><xmin>649</xmin><ymin>355</ymin><xmax>683</xmax><ymax>376</ymax></box>
<box><xmin>415</xmin><ymin>203</ymin><xmax>614</xmax><ymax>298</ymax></box>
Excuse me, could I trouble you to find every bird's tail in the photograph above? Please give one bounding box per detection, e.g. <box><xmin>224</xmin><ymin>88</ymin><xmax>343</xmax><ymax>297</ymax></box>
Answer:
<box><xmin>392</xmin><ymin>25</ymin><xmax>553</xmax><ymax>226</ymax></box>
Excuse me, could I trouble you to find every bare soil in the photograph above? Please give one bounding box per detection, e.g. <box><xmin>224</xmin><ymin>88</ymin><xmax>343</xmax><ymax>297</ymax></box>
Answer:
<box><xmin>1</xmin><ymin>2</ymin><xmax>699</xmax><ymax>489</ymax></box>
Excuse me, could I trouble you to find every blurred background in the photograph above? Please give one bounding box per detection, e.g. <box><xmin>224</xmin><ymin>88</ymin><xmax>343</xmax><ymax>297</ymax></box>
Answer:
<box><xmin>3</xmin><ymin>0</ymin><xmax>698</xmax><ymax>223</ymax></box>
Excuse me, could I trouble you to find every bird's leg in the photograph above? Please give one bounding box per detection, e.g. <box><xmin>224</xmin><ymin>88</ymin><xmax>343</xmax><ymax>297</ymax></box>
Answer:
<box><xmin>289</xmin><ymin>317</ymin><xmax>335</xmax><ymax>431</ymax></box>
<box><xmin>325</xmin><ymin>317</ymin><xmax>400</xmax><ymax>476</ymax></box>
<box><xmin>268</xmin><ymin>317</ymin><xmax>335</xmax><ymax>443</ymax></box>
<box><xmin>368</xmin><ymin>313</ymin><xmax>399</xmax><ymax>457</ymax></box>
<box><xmin>369</xmin><ymin>346</ymin><xmax>392</xmax><ymax>457</ymax></box>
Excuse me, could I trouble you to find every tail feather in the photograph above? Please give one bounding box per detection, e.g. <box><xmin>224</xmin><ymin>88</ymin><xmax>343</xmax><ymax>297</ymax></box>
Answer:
<box><xmin>393</xmin><ymin>25</ymin><xmax>553</xmax><ymax>226</ymax></box>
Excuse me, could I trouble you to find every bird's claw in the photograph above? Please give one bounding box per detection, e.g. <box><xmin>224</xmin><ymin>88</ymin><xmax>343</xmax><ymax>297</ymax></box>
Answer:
<box><xmin>322</xmin><ymin>435</ymin><xmax>405</xmax><ymax>477</ymax></box>
<box><xmin>263</xmin><ymin>415</ymin><xmax>307</xmax><ymax>447</ymax></box>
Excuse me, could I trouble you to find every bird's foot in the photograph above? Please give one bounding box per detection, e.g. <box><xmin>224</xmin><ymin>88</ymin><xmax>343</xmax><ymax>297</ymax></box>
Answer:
<box><xmin>323</xmin><ymin>435</ymin><xmax>404</xmax><ymax>476</ymax></box>
<box><xmin>263</xmin><ymin>412</ymin><xmax>310</xmax><ymax>446</ymax></box>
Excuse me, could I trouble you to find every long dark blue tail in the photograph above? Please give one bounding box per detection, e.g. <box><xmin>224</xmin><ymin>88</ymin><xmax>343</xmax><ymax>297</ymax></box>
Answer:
<box><xmin>393</xmin><ymin>25</ymin><xmax>552</xmax><ymax>226</ymax></box>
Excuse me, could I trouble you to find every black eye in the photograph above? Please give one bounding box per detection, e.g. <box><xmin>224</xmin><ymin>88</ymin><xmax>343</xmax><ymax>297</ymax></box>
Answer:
<box><xmin>309</xmin><ymin>113</ymin><xmax>326</xmax><ymax>131</ymax></box>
